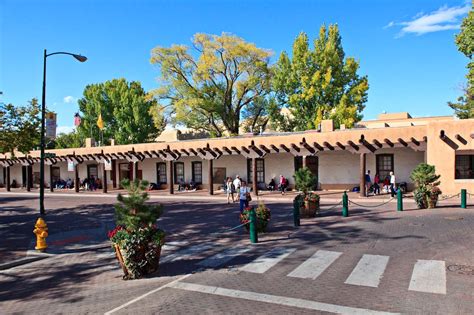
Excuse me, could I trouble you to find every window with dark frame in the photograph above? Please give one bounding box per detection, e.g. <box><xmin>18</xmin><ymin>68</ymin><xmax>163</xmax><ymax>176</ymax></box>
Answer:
<box><xmin>192</xmin><ymin>161</ymin><xmax>202</xmax><ymax>184</ymax></box>
<box><xmin>174</xmin><ymin>162</ymin><xmax>185</xmax><ymax>183</ymax></box>
<box><xmin>455</xmin><ymin>155</ymin><xmax>474</xmax><ymax>179</ymax></box>
<box><xmin>376</xmin><ymin>154</ymin><xmax>394</xmax><ymax>181</ymax></box>
<box><xmin>247</xmin><ymin>158</ymin><xmax>265</xmax><ymax>184</ymax></box>
<box><xmin>156</xmin><ymin>162</ymin><xmax>167</xmax><ymax>184</ymax></box>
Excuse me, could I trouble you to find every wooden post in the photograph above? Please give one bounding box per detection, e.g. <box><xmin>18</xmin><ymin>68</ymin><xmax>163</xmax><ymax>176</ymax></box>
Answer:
<box><xmin>49</xmin><ymin>164</ymin><xmax>54</xmax><ymax>192</ymax></box>
<box><xmin>134</xmin><ymin>162</ymin><xmax>139</xmax><ymax>181</ymax></box>
<box><xmin>168</xmin><ymin>160</ymin><xmax>174</xmax><ymax>194</ymax></box>
<box><xmin>252</xmin><ymin>158</ymin><xmax>258</xmax><ymax>196</ymax></box>
<box><xmin>360</xmin><ymin>153</ymin><xmax>366</xmax><ymax>197</ymax></box>
<box><xmin>6</xmin><ymin>166</ymin><xmax>10</xmax><ymax>191</ymax></box>
<box><xmin>208</xmin><ymin>159</ymin><xmax>214</xmax><ymax>195</ymax></box>
<box><xmin>111</xmin><ymin>159</ymin><xmax>117</xmax><ymax>189</ymax></box>
<box><xmin>26</xmin><ymin>165</ymin><xmax>31</xmax><ymax>192</ymax></box>
<box><xmin>102</xmin><ymin>164</ymin><xmax>108</xmax><ymax>193</ymax></box>
<box><xmin>75</xmin><ymin>164</ymin><xmax>80</xmax><ymax>193</ymax></box>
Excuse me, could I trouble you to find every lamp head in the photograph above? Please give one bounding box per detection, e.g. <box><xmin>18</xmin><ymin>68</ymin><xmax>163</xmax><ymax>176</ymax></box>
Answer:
<box><xmin>73</xmin><ymin>54</ymin><xmax>87</xmax><ymax>62</ymax></box>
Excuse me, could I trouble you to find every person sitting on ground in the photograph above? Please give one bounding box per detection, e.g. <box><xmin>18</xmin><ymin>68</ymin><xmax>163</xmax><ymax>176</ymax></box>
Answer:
<box><xmin>267</xmin><ymin>177</ymin><xmax>276</xmax><ymax>191</ymax></box>
<box><xmin>66</xmin><ymin>178</ymin><xmax>73</xmax><ymax>189</ymax></box>
<box><xmin>278</xmin><ymin>175</ymin><xmax>288</xmax><ymax>195</ymax></box>
<box><xmin>189</xmin><ymin>180</ymin><xmax>196</xmax><ymax>191</ymax></box>
<box><xmin>95</xmin><ymin>178</ymin><xmax>102</xmax><ymax>190</ymax></box>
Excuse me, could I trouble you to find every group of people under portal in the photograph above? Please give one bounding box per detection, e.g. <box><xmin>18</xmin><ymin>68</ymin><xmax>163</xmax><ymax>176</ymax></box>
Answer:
<box><xmin>224</xmin><ymin>174</ymin><xmax>289</xmax><ymax>212</ymax></box>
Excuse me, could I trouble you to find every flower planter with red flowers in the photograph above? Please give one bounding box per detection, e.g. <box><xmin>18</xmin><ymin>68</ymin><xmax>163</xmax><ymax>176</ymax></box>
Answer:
<box><xmin>108</xmin><ymin>179</ymin><xmax>165</xmax><ymax>280</ymax></box>
<box><xmin>239</xmin><ymin>203</ymin><xmax>271</xmax><ymax>233</ymax></box>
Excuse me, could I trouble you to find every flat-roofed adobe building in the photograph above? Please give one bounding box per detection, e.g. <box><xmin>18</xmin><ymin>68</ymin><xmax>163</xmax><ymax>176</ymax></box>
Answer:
<box><xmin>0</xmin><ymin>112</ymin><xmax>473</xmax><ymax>196</ymax></box>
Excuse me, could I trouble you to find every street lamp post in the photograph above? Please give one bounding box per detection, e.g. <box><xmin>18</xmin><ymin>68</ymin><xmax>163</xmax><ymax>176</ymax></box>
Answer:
<box><xmin>40</xmin><ymin>49</ymin><xmax>87</xmax><ymax>215</ymax></box>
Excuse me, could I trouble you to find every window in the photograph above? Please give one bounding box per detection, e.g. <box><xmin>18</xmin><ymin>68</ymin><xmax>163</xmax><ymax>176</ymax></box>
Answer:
<box><xmin>247</xmin><ymin>158</ymin><xmax>265</xmax><ymax>184</ymax></box>
<box><xmin>294</xmin><ymin>157</ymin><xmax>303</xmax><ymax>172</ymax></box>
<box><xmin>156</xmin><ymin>162</ymin><xmax>167</xmax><ymax>184</ymax></box>
<box><xmin>192</xmin><ymin>161</ymin><xmax>202</xmax><ymax>184</ymax></box>
<box><xmin>174</xmin><ymin>162</ymin><xmax>185</xmax><ymax>183</ymax></box>
<box><xmin>87</xmin><ymin>164</ymin><xmax>98</xmax><ymax>179</ymax></box>
<box><xmin>455</xmin><ymin>155</ymin><xmax>474</xmax><ymax>179</ymax></box>
<box><xmin>376</xmin><ymin>154</ymin><xmax>394</xmax><ymax>181</ymax></box>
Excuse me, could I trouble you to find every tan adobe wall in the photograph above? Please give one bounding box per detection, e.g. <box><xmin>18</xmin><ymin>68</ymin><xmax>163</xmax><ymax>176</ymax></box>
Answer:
<box><xmin>426</xmin><ymin>119</ymin><xmax>474</xmax><ymax>195</ymax></box>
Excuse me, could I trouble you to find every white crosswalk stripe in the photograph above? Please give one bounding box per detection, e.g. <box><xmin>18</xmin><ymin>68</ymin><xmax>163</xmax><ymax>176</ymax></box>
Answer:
<box><xmin>408</xmin><ymin>260</ymin><xmax>446</xmax><ymax>294</ymax></box>
<box><xmin>239</xmin><ymin>248</ymin><xmax>296</xmax><ymax>274</ymax></box>
<box><xmin>161</xmin><ymin>243</ymin><xmax>214</xmax><ymax>264</ymax></box>
<box><xmin>287</xmin><ymin>250</ymin><xmax>342</xmax><ymax>280</ymax></box>
<box><xmin>197</xmin><ymin>246</ymin><xmax>251</xmax><ymax>268</ymax></box>
<box><xmin>345</xmin><ymin>254</ymin><xmax>390</xmax><ymax>287</ymax></box>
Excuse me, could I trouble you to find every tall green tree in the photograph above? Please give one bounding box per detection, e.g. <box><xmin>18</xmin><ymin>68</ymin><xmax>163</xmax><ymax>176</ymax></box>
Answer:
<box><xmin>52</xmin><ymin>130</ymin><xmax>84</xmax><ymax>149</ymax></box>
<box><xmin>77</xmin><ymin>78</ymin><xmax>165</xmax><ymax>145</ymax></box>
<box><xmin>0</xmin><ymin>98</ymin><xmax>40</xmax><ymax>156</ymax></box>
<box><xmin>271</xmin><ymin>25</ymin><xmax>369</xmax><ymax>131</ymax></box>
<box><xmin>448</xmin><ymin>9</ymin><xmax>474</xmax><ymax>119</ymax></box>
<box><xmin>150</xmin><ymin>33</ymin><xmax>272</xmax><ymax>136</ymax></box>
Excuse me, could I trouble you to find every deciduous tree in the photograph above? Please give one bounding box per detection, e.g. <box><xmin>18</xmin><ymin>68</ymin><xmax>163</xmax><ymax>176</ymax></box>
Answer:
<box><xmin>150</xmin><ymin>33</ymin><xmax>272</xmax><ymax>136</ymax></box>
<box><xmin>448</xmin><ymin>9</ymin><xmax>474</xmax><ymax>119</ymax></box>
<box><xmin>271</xmin><ymin>25</ymin><xmax>369</xmax><ymax>131</ymax></box>
<box><xmin>77</xmin><ymin>78</ymin><xmax>165</xmax><ymax>145</ymax></box>
<box><xmin>0</xmin><ymin>98</ymin><xmax>40</xmax><ymax>155</ymax></box>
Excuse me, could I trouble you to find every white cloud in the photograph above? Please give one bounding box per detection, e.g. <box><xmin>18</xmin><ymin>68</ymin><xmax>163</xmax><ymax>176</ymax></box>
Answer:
<box><xmin>386</xmin><ymin>4</ymin><xmax>470</xmax><ymax>37</ymax></box>
<box><xmin>56</xmin><ymin>125</ymin><xmax>75</xmax><ymax>135</ymax></box>
<box><xmin>63</xmin><ymin>96</ymin><xmax>75</xmax><ymax>103</ymax></box>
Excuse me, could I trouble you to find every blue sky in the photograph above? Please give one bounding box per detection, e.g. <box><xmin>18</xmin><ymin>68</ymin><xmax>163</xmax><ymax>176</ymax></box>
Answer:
<box><xmin>0</xmin><ymin>0</ymin><xmax>471</xmax><ymax>133</ymax></box>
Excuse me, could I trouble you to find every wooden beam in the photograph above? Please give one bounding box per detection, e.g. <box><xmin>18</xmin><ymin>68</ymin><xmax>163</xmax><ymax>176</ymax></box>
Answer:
<box><xmin>300</xmin><ymin>141</ymin><xmax>315</xmax><ymax>154</ymax></box>
<box><xmin>336</xmin><ymin>142</ymin><xmax>346</xmax><ymax>150</ymax></box>
<box><xmin>347</xmin><ymin>140</ymin><xmax>359</xmax><ymax>151</ymax></box>
<box><xmin>222</xmin><ymin>146</ymin><xmax>232</xmax><ymax>155</ymax></box>
<box><xmin>410</xmin><ymin>137</ymin><xmax>420</xmax><ymax>146</ymax></box>
<box><xmin>189</xmin><ymin>148</ymin><xmax>198</xmax><ymax>156</ymax></box>
<box><xmin>398</xmin><ymin>138</ymin><xmax>408</xmax><ymax>147</ymax></box>
<box><xmin>455</xmin><ymin>134</ymin><xmax>467</xmax><ymax>145</ymax></box>
<box><xmin>279</xmin><ymin>144</ymin><xmax>290</xmax><ymax>152</ymax></box>
<box><xmin>360</xmin><ymin>153</ymin><xmax>366</xmax><ymax>197</ymax></box>
<box><xmin>373</xmin><ymin>139</ymin><xmax>383</xmax><ymax>148</ymax></box>
<box><xmin>180</xmin><ymin>149</ymin><xmax>190</xmax><ymax>156</ymax></box>
<box><xmin>323</xmin><ymin>141</ymin><xmax>334</xmax><ymax>151</ymax></box>
<box><xmin>204</xmin><ymin>147</ymin><xmax>217</xmax><ymax>158</ymax></box>
<box><xmin>313</xmin><ymin>142</ymin><xmax>324</xmax><ymax>151</ymax></box>
<box><xmin>173</xmin><ymin>150</ymin><xmax>182</xmax><ymax>159</ymax></box>
<box><xmin>241</xmin><ymin>146</ymin><xmax>250</xmax><ymax>154</ymax></box>
<box><xmin>290</xmin><ymin>143</ymin><xmax>301</xmax><ymax>153</ymax></box>
<box><xmin>208</xmin><ymin>159</ymin><xmax>214</xmax><ymax>195</ymax></box>
<box><xmin>230</xmin><ymin>146</ymin><xmax>241</xmax><ymax>154</ymax></box>
<box><xmin>259</xmin><ymin>144</ymin><xmax>270</xmax><ymax>154</ymax></box>
<box><xmin>144</xmin><ymin>151</ymin><xmax>153</xmax><ymax>158</ymax></box>
<box><xmin>384</xmin><ymin>138</ymin><xmax>394</xmax><ymax>147</ymax></box>
<box><xmin>270</xmin><ymin>144</ymin><xmax>279</xmax><ymax>153</ymax></box>
<box><xmin>213</xmin><ymin>147</ymin><xmax>223</xmax><ymax>156</ymax></box>
<box><xmin>423</xmin><ymin>136</ymin><xmax>428</xmax><ymax>142</ymax></box>
<box><xmin>359</xmin><ymin>139</ymin><xmax>376</xmax><ymax>153</ymax></box>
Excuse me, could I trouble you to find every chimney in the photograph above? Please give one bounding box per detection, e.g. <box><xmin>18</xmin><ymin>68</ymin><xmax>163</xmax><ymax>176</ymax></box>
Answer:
<box><xmin>110</xmin><ymin>139</ymin><xmax>115</xmax><ymax>146</ymax></box>
<box><xmin>321</xmin><ymin>119</ymin><xmax>334</xmax><ymax>132</ymax></box>
<box><xmin>85</xmin><ymin>138</ymin><xmax>95</xmax><ymax>148</ymax></box>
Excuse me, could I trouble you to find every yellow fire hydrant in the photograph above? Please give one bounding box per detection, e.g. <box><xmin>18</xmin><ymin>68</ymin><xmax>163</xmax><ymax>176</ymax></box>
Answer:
<box><xmin>33</xmin><ymin>217</ymin><xmax>48</xmax><ymax>251</ymax></box>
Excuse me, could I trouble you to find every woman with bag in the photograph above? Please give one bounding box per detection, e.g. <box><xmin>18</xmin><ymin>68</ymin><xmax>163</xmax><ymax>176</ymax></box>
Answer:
<box><xmin>239</xmin><ymin>181</ymin><xmax>251</xmax><ymax>212</ymax></box>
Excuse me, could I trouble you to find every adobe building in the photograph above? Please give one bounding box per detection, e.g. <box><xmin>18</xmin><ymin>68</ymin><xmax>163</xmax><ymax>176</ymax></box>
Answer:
<box><xmin>0</xmin><ymin>112</ymin><xmax>473</xmax><ymax>196</ymax></box>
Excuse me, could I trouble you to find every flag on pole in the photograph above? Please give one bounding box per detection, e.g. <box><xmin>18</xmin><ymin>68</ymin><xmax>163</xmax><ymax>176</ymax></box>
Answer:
<box><xmin>74</xmin><ymin>113</ymin><xmax>81</xmax><ymax>127</ymax></box>
<box><xmin>97</xmin><ymin>113</ymin><xmax>104</xmax><ymax>130</ymax></box>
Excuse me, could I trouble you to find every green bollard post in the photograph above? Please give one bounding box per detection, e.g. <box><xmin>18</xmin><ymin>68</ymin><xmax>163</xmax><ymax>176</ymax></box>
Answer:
<box><xmin>397</xmin><ymin>189</ymin><xmax>403</xmax><ymax>211</ymax></box>
<box><xmin>249</xmin><ymin>207</ymin><xmax>258</xmax><ymax>243</ymax></box>
<box><xmin>342</xmin><ymin>191</ymin><xmax>349</xmax><ymax>217</ymax></box>
<box><xmin>293</xmin><ymin>198</ymin><xmax>301</xmax><ymax>227</ymax></box>
<box><xmin>461</xmin><ymin>189</ymin><xmax>467</xmax><ymax>209</ymax></box>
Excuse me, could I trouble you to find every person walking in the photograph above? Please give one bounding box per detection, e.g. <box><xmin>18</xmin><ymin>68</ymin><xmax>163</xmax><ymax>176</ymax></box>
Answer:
<box><xmin>279</xmin><ymin>175</ymin><xmax>288</xmax><ymax>195</ymax></box>
<box><xmin>365</xmin><ymin>170</ymin><xmax>372</xmax><ymax>197</ymax></box>
<box><xmin>390</xmin><ymin>171</ymin><xmax>396</xmax><ymax>197</ymax></box>
<box><xmin>239</xmin><ymin>181</ymin><xmax>251</xmax><ymax>212</ymax></box>
<box><xmin>226</xmin><ymin>177</ymin><xmax>235</xmax><ymax>204</ymax></box>
<box><xmin>233</xmin><ymin>175</ymin><xmax>241</xmax><ymax>193</ymax></box>
<box><xmin>374</xmin><ymin>173</ymin><xmax>381</xmax><ymax>195</ymax></box>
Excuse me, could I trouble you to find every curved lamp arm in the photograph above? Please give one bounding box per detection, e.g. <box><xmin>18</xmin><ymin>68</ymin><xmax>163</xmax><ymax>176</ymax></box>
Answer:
<box><xmin>46</xmin><ymin>51</ymin><xmax>87</xmax><ymax>62</ymax></box>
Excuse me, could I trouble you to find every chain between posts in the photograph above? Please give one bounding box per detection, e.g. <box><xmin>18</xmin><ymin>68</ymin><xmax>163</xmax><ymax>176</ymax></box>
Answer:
<box><xmin>438</xmin><ymin>193</ymin><xmax>461</xmax><ymax>201</ymax></box>
<box><xmin>348</xmin><ymin>197</ymin><xmax>394</xmax><ymax>208</ymax></box>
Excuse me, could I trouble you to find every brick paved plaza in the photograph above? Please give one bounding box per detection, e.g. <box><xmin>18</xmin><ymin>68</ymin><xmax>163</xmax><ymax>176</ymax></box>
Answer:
<box><xmin>0</xmin><ymin>192</ymin><xmax>473</xmax><ymax>314</ymax></box>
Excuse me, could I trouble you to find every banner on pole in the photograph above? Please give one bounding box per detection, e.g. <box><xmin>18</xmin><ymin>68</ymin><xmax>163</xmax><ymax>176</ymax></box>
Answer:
<box><xmin>104</xmin><ymin>160</ymin><xmax>112</xmax><ymax>171</ymax></box>
<box><xmin>68</xmin><ymin>160</ymin><xmax>76</xmax><ymax>172</ymax></box>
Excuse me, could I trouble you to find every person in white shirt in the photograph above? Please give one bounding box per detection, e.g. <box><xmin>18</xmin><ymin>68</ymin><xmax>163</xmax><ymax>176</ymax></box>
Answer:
<box><xmin>233</xmin><ymin>175</ymin><xmax>241</xmax><ymax>192</ymax></box>
<box><xmin>239</xmin><ymin>181</ymin><xmax>251</xmax><ymax>212</ymax></box>
<box><xmin>390</xmin><ymin>171</ymin><xmax>396</xmax><ymax>197</ymax></box>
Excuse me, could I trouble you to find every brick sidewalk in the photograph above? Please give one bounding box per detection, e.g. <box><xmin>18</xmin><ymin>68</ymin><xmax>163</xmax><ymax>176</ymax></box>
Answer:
<box><xmin>1</xmin><ymin>193</ymin><xmax>473</xmax><ymax>314</ymax></box>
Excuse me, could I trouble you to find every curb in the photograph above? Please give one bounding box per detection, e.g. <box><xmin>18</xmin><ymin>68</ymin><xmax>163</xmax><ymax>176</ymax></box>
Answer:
<box><xmin>0</xmin><ymin>252</ymin><xmax>51</xmax><ymax>270</ymax></box>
